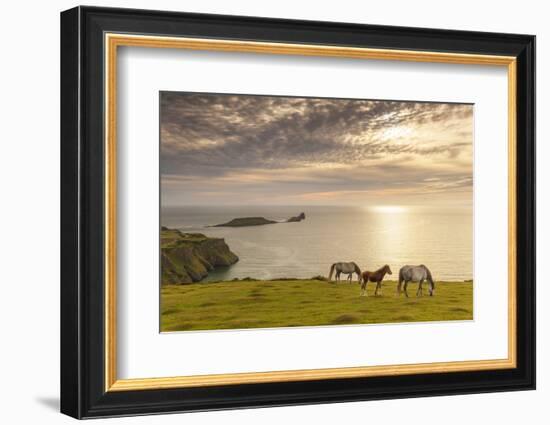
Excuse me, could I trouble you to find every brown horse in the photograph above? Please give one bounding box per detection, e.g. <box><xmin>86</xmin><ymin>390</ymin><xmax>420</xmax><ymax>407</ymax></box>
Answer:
<box><xmin>360</xmin><ymin>265</ymin><xmax>392</xmax><ymax>296</ymax></box>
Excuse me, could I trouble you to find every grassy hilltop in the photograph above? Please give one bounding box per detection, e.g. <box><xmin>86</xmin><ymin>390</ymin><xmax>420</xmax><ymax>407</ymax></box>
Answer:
<box><xmin>161</xmin><ymin>278</ymin><xmax>473</xmax><ymax>332</ymax></box>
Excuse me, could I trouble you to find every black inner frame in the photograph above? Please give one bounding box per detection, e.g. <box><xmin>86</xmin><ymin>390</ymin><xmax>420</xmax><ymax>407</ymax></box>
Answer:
<box><xmin>60</xmin><ymin>6</ymin><xmax>535</xmax><ymax>419</ymax></box>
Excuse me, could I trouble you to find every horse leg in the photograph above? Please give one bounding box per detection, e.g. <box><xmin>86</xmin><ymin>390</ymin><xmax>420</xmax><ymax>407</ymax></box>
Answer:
<box><xmin>404</xmin><ymin>281</ymin><xmax>409</xmax><ymax>297</ymax></box>
<box><xmin>417</xmin><ymin>279</ymin><xmax>424</xmax><ymax>297</ymax></box>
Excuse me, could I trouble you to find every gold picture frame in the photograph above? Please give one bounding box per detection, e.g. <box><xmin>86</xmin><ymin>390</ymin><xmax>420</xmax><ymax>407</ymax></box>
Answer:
<box><xmin>104</xmin><ymin>33</ymin><xmax>517</xmax><ymax>392</ymax></box>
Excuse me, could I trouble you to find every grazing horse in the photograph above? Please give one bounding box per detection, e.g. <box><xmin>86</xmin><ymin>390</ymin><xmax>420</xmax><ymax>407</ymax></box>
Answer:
<box><xmin>398</xmin><ymin>265</ymin><xmax>435</xmax><ymax>297</ymax></box>
<box><xmin>360</xmin><ymin>265</ymin><xmax>392</xmax><ymax>296</ymax></box>
<box><xmin>329</xmin><ymin>262</ymin><xmax>362</xmax><ymax>283</ymax></box>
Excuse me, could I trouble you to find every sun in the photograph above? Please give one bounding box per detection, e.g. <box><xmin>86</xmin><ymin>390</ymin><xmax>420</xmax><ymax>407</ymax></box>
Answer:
<box><xmin>379</xmin><ymin>125</ymin><xmax>413</xmax><ymax>141</ymax></box>
<box><xmin>369</xmin><ymin>205</ymin><xmax>407</xmax><ymax>213</ymax></box>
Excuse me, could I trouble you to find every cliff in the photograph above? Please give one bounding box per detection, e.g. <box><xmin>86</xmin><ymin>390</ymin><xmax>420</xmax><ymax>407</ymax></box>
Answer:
<box><xmin>161</xmin><ymin>228</ymin><xmax>239</xmax><ymax>285</ymax></box>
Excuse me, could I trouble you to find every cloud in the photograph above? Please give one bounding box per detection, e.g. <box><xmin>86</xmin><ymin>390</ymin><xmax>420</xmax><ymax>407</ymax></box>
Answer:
<box><xmin>160</xmin><ymin>92</ymin><xmax>473</xmax><ymax>206</ymax></box>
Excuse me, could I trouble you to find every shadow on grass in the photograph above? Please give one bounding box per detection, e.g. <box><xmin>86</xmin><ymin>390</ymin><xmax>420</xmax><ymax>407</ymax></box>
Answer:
<box><xmin>448</xmin><ymin>307</ymin><xmax>470</xmax><ymax>313</ymax></box>
<box><xmin>331</xmin><ymin>314</ymin><xmax>359</xmax><ymax>324</ymax></box>
<box><xmin>393</xmin><ymin>315</ymin><xmax>414</xmax><ymax>321</ymax></box>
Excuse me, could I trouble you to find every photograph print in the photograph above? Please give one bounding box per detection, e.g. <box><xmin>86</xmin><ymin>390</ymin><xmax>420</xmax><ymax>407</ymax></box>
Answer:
<box><xmin>160</xmin><ymin>92</ymin><xmax>473</xmax><ymax>332</ymax></box>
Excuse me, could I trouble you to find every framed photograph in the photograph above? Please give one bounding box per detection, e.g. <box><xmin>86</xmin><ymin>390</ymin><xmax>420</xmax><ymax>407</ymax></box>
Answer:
<box><xmin>60</xmin><ymin>6</ymin><xmax>535</xmax><ymax>419</ymax></box>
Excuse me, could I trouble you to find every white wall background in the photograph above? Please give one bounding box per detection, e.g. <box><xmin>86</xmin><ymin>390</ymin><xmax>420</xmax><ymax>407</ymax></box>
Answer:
<box><xmin>0</xmin><ymin>0</ymin><xmax>545</xmax><ymax>423</ymax></box>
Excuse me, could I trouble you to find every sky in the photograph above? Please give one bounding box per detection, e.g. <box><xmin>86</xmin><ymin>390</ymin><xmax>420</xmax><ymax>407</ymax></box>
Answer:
<box><xmin>160</xmin><ymin>92</ymin><xmax>473</xmax><ymax>208</ymax></box>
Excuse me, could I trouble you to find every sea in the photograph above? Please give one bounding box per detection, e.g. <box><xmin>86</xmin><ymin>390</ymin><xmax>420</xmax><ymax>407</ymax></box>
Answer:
<box><xmin>161</xmin><ymin>205</ymin><xmax>473</xmax><ymax>282</ymax></box>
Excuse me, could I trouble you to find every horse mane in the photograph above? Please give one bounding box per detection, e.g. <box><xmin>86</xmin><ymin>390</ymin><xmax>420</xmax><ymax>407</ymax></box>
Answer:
<box><xmin>353</xmin><ymin>262</ymin><xmax>362</xmax><ymax>274</ymax></box>
<box><xmin>380</xmin><ymin>264</ymin><xmax>388</xmax><ymax>273</ymax></box>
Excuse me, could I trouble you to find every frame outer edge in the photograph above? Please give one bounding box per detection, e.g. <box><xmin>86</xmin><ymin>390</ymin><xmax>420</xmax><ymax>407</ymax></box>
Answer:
<box><xmin>521</xmin><ymin>36</ymin><xmax>536</xmax><ymax>389</ymax></box>
<box><xmin>530</xmin><ymin>36</ymin><xmax>536</xmax><ymax>389</ymax></box>
<box><xmin>60</xmin><ymin>6</ymin><xmax>83</xmax><ymax>419</ymax></box>
<box><xmin>65</xmin><ymin>6</ymin><xmax>536</xmax><ymax>418</ymax></box>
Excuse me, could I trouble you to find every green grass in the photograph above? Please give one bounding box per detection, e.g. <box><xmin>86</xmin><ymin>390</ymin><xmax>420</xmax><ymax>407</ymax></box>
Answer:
<box><xmin>161</xmin><ymin>229</ymin><xmax>210</xmax><ymax>248</ymax></box>
<box><xmin>161</xmin><ymin>279</ymin><xmax>473</xmax><ymax>332</ymax></box>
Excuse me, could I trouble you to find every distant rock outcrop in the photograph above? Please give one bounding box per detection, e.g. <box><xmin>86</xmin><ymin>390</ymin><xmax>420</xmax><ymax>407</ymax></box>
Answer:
<box><xmin>161</xmin><ymin>228</ymin><xmax>238</xmax><ymax>285</ymax></box>
<box><xmin>213</xmin><ymin>217</ymin><xmax>277</xmax><ymax>227</ymax></box>
<box><xmin>286</xmin><ymin>212</ymin><xmax>306</xmax><ymax>223</ymax></box>
<box><xmin>213</xmin><ymin>212</ymin><xmax>306</xmax><ymax>227</ymax></box>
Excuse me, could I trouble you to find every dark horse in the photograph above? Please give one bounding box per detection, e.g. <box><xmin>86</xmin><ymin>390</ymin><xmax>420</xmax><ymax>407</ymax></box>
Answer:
<box><xmin>360</xmin><ymin>265</ymin><xmax>392</xmax><ymax>296</ymax></box>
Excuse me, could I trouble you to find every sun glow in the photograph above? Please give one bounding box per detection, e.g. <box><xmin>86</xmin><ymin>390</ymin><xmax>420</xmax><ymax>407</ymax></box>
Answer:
<box><xmin>379</xmin><ymin>125</ymin><xmax>413</xmax><ymax>141</ymax></box>
<box><xmin>369</xmin><ymin>205</ymin><xmax>408</xmax><ymax>213</ymax></box>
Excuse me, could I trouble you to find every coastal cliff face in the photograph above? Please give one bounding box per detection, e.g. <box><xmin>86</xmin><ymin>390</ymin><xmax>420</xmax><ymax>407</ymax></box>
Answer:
<box><xmin>161</xmin><ymin>228</ymin><xmax>238</xmax><ymax>285</ymax></box>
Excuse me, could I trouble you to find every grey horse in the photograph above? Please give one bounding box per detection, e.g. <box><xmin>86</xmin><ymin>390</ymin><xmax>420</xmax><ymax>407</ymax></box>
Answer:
<box><xmin>329</xmin><ymin>262</ymin><xmax>362</xmax><ymax>283</ymax></box>
<box><xmin>398</xmin><ymin>265</ymin><xmax>435</xmax><ymax>297</ymax></box>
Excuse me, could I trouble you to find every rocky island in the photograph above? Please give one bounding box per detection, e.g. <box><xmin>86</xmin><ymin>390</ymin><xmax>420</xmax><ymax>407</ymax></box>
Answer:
<box><xmin>161</xmin><ymin>227</ymin><xmax>238</xmax><ymax>285</ymax></box>
<box><xmin>213</xmin><ymin>212</ymin><xmax>306</xmax><ymax>227</ymax></box>
<box><xmin>286</xmin><ymin>212</ymin><xmax>306</xmax><ymax>223</ymax></box>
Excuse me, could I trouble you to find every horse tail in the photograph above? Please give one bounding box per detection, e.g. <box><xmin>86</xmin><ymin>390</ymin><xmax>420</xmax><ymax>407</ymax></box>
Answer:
<box><xmin>329</xmin><ymin>263</ymin><xmax>336</xmax><ymax>281</ymax></box>
<box><xmin>360</xmin><ymin>271</ymin><xmax>367</xmax><ymax>288</ymax></box>
<box><xmin>398</xmin><ymin>267</ymin><xmax>405</xmax><ymax>291</ymax></box>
